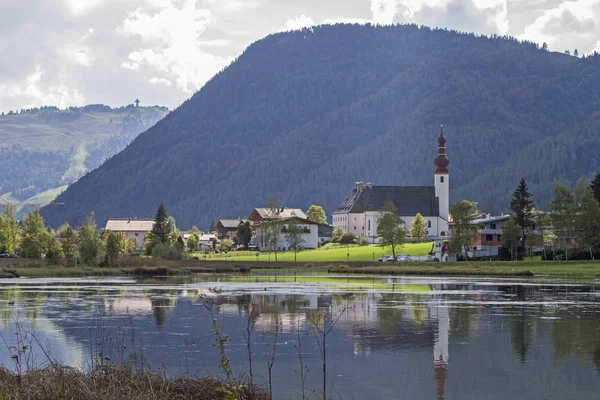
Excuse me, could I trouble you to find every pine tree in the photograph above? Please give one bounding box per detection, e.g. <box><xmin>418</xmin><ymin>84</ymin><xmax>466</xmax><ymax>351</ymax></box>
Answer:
<box><xmin>590</xmin><ymin>173</ymin><xmax>600</xmax><ymax>204</ymax></box>
<box><xmin>208</xmin><ymin>216</ymin><xmax>216</xmax><ymax>233</ymax></box>
<box><xmin>152</xmin><ymin>203</ymin><xmax>170</xmax><ymax>243</ymax></box>
<box><xmin>510</xmin><ymin>178</ymin><xmax>535</xmax><ymax>246</ymax></box>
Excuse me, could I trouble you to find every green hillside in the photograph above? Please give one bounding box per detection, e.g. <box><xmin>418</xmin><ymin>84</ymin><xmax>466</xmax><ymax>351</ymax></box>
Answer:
<box><xmin>42</xmin><ymin>24</ymin><xmax>600</xmax><ymax>229</ymax></box>
<box><xmin>0</xmin><ymin>104</ymin><xmax>168</xmax><ymax>204</ymax></box>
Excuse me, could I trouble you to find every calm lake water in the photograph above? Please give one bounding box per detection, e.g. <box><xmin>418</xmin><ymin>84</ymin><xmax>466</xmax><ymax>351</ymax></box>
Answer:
<box><xmin>0</xmin><ymin>271</ymin><xmax>599</xmax><ymax>399</ymax></box>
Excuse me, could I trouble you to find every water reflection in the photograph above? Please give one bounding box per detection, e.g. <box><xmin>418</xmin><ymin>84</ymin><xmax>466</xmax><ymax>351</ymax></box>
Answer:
<box><xmin>0</xmin><ymin>274</ymin><xmax>598</xmax><ymax>399</ymax></box>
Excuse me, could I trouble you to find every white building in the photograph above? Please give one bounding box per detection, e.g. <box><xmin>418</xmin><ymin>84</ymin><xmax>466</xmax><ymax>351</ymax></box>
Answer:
<box><xmin>248</xmin><ymin>207</ymin><xmax>319</xmax><ymax>250</ymax></box>
<box><xmin>105</xmin><ymin>218</ymin><xmax>154</xmax><ymax>250</ymax></box>
<box><xmin>332</xmin><ymin>127</ymin><xmax>451</xmax><ymax>244</ymax></box>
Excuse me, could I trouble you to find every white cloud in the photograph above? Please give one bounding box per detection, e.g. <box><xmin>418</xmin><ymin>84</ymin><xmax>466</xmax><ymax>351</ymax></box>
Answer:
<box><xmin>283</xmin><ymin>15</ymin><xmax>315</xmax><ymax>31</ymax></box>
<box><xmin>63</xmin><ymin>0</ymin><xmax>106</xmax><ymax>15</ymax></box>
<box><xmin>0</xmin><ymin>66</ymin><xmax>84</xmax><ymax>110</ymax></box>
<box><xmin>322</xmin><ymin>17</ymin><xmax>372</xmax><ymax>25</ymax></box>
<box><xmin>197</xmin><ymin>39</ymin><xmax>232</xmax><ymax>47</ymax></box>
<box><xmin>149</xmin><ymin>77</ymin><xmax>172</xmax><ymax>86</ymax></box>
<box><xmin>119</xmin><ymin>0</ymin><xmax>232</xmax><ymax>93</ymax></box>
<box><xmin>370</xmin><ymin>0</ymin><xmax>399</xmax><ymax>25</ymax></box>
<box><xmin>521</xmin><ymin>0</ymin><xmax>600</xmax><ymax>53</ymax></box>
<box><xmin>396</xmin><ymin>0</ymin><xmax>509</xmax><ymax>35</ymax></box>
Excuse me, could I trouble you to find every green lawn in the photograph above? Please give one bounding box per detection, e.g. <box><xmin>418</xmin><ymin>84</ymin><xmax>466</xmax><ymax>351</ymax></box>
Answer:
<box><xmin>196</xmin><ymin>242</ymin><xmax>435</xmax><ymax>262</ymax></box>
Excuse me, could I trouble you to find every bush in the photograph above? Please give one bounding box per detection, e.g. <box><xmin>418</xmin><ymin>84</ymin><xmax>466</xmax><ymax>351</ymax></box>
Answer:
<box><xmin>339</xmin><ymin>232</ymin><xmax>358</xmax><ymax>244</ymax></box>
<box><xmin>152</xmin><ymin>243</ymin><xmax>183</xmax><ymax>260</ymax></box>
<box><xmin>359</xmin><ymin>235</ymin><xmax>369</xmax><ymax>246</ymax></box>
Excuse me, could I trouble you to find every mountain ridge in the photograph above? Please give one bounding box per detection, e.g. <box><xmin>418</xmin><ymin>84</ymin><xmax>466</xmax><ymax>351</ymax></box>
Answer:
<box><xmin>0</xmin><ymin>104</ymin><xmax>168</xmax><ymax>206</ymax></box>
<box><xmin>41</xmin><ymin>24</ymin><xmax>600</xmax><ymax>228</ymax></box>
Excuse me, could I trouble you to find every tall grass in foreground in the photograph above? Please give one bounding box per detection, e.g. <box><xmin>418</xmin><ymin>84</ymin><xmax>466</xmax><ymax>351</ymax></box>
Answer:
<box><xmin>0</xmin><ymin>310</ymin><xmax>268</xmax><ymax>400</ymax></box>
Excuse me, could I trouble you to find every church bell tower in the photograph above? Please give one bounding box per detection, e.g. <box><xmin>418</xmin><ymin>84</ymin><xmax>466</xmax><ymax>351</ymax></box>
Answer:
<box><xmin>434</xmin><ymin>125</ymin><xmax>450</xmax><ymax>224</ymax></box>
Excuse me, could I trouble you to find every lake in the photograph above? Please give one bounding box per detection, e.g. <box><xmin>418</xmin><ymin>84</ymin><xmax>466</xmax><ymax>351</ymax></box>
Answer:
<box><xmin>0</xmin><ymin>271</ymin><xmax>599</xmax><ymax>399</ymax></box>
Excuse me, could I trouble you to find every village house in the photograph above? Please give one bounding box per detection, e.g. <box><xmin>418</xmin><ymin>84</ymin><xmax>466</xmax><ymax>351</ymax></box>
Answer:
<box><xmin>332</xmin><ymin>127</ymin><xmax>450</xmax><ymax>244</ymax></box>
<box><xmin>248</xmin><ymin>207</ymin><xmax>319</xmax><ymax>250</ymax></box>
<box><xmin>105</xmin><ymin>218</ymin><xmax>154</xmax><ymax>250</ymax></box>
<box><xmin>215</xmin><ymin>219</ymin><xmax>245</xmax><ymax>239</ymax></box>
<box><xmin>468</xmin><ymin>214</ymin><xmax>510</xmax><ymax>257</ymax></box>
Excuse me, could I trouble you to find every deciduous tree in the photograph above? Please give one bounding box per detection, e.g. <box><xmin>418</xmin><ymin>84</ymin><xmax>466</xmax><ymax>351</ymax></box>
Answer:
<box><xmin>306</xmin><ymin>205</ymin><xmax>327</xmax><ymax>225</ymax></box>
<box><xmin>590</xmin><ymin>172</ymin><xmax>600</xmax><ymax>204</ymax></box>
<box><xmin>236</xmin><ymin>221</ymin><xmax>253</xmax><ymax>248</ymax></box>
<box><xmin>20</xmin><ymin>207</ymin><xmax>51</xmax><ymax>258</ymax></box>
<box><xmin>186</xmin><ymin>232</ymin><xmax>200</xmax><ymax>252</ymax></box>
<box><xmin>0</xmin><ymin>204</ymin><xmax>20</xmax><ymax>253</ymax></box>
<box><xmin>502</xmin><ymin>217</ymin><xmax>522</xmax><ymax>261</ymax></box>
<box><xmin>79</xmin><ymin>214</ymin><xmax>104</xmax><ymax>265</ymax></box>
<box><xmin>377</xmin><ymin>211</ymin><xmax>406</xmax><ymax>258</ymax></box>
<box><xmin>449</xmin><ymin>200</ymin><xmax>479</xmax><ymax>257</ymax></box>
<box><xmin>105</xmin><ymin>231</ymin><xmax>121</xmax><ymax>267</ymax></box>
<box><xmin>549</xmin><ymin>183</ymin><xmax>576</xmax><ymax>259</ymax></box>
<box><xmin>60</xmin><ymin>226</ymin><xmax>79</xmax><ymax>267</ymax></box>
<box><xmin>284</xmin><ymin>222</ymin><xmax>305</xmax><ymax>261</ymax></box>
<box><xmin>411</xmin><ymin>213</ymin><xmax>427</xmax><ymax>243</ymax></box>
<box><xmin>574</xmin><ymin>179</ymin><xmax>600</xmax><ymax>259</ymax></box>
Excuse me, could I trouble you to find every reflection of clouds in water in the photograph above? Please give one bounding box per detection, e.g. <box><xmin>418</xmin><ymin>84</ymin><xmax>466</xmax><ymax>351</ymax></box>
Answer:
<box><xmin>105</xmin><ymin>298</ymin><xmax>153</xmax><ymax>314</ymax></box>
<box><xmin>0</xmin><ymin>318</ymin><xmax>85</xmax><ymax>369</ymax></box>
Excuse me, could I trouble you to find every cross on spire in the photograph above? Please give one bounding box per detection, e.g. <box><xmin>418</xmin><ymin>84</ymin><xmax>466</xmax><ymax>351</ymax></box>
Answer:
<box><xmin>135</xmin><ymin>99</ymin><xmax>140</xmax><ymax>107</ymax></box>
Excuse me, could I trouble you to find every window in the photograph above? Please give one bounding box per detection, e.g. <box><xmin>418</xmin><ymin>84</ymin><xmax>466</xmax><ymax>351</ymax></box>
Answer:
<box><xmin>491</xmin><ymin>223</ymin><xmax>497</xmax><ymax>229</ymax></box>
<box><xmin>427</xmin><ymin>220</ymin><xmax>431</xmax><ymax>228</ymax></box>
<box><xmin>440</xmin><ymin>176</ymin><xmax>444</xmax><ymax>183</ymax></box>
<box><xmin>486</xmin><ymin>234</ymin><xmax>493</xmax><ymax>242</ymax></box>
<box><xmin>354</xmin><ymin>226</ymin><xmax>356</xmax><ymax>230</ymax></box>
<box><xmin>497</xmin><ymin>234</ymin><xmax>502</xmax><ymax>241</ymax></box>
<box><xmin>135</xmin><ymin>233</ymin><xmax>139</xmax><ymax>237</ymax></box>
<box><xmin>368</xmin><ymin>220</ymin><xmax>371</xmax><ymax>230</ymax></box>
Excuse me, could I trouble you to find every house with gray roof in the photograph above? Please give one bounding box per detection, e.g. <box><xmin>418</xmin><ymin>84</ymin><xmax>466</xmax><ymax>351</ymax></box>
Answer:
<box><xmin>215</xmin><ymin>219</ymin><xmax>245</xmax><ymax>239</ymax></box>
<box><xmin>332</xmin><ymin>127</ymin><xmax>450</xmax><ymax>244</ymax></box>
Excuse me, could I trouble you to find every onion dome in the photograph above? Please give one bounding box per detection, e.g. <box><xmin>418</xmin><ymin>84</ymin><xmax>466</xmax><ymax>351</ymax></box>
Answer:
<box><xmin>435</xmin><ymin>125</ymin><xmax>449</xmax><ymax>174</ymax></box>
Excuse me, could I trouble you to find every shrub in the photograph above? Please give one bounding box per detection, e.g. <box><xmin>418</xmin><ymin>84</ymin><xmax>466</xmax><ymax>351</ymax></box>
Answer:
<box><xmin>359</xmin><ymin>235</ymin><xmax>369</xmax><ymax>246</ymax></box>
<box><xmin>152</xmin><ymin>243</ymin><xmax>183</xmax><ymax>260</ymax></box>
<box><xmin>339</xmin><ymin>232</ymin><xmax>358</xmax><ymax>244</ymax></box>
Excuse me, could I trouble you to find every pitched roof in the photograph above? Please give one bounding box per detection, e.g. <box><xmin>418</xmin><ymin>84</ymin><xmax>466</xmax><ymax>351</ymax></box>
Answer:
<box><xmin>333</xmin><ymin>186</ymin><xmax>440</xmax><ymax>217</ymax></box>
<box><xmin>249</xmin><ymin>208</ymin><xmax>307</xmax><ymax>221</ymax></box>
<box><xmin>106</xmin><ymin>218</ymin><xmax>155</xmax><ymax>232</ymax></box>
<box><xmin>217</xmin><ymin>219</ymin><xmax>245</xmax><ymax>229</ymax></box>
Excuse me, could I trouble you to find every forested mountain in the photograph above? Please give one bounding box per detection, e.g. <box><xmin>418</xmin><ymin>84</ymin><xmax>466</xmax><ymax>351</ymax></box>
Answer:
<box><xmin>42</xmin><ymin>24</ymin><xmax>600</xmax><ymax>229</ymax></box>
<box><xmin>0</xmin><ymin>105</ymin><xmax>168</xmax><ymax>206</ymax></box>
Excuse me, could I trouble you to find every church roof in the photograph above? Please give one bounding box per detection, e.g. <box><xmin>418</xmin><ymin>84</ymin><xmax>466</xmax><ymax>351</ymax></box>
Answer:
<box><xmin>333</xmin><ymin>186</ymin><xmax>440</xmax><ymax>217</ymax></box>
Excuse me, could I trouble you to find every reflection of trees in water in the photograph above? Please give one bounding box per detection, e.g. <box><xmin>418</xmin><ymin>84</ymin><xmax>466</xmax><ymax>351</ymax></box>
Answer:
<box><xmin>151</xmin><ymin>297</ymin><xmax>173</xmax><ymax>327</ymax></box>
<box><xmin>510</xmin><ymin>307</ymin><xmax>534</xmax><ymax>364</ymax></box>
<box><xmin>549</xmin><ymin>309</ymin><xmax>600</xmax><ymax>369</ymax></box>
<box><xmin>448</xmin><ymin>301</ymin><xmax>480</xmax><ymax>342</ymax></box>
<box><xmin>376</xmin><ymin>294</ymin><xmax>405</xmax><ymax>335</ymax></box>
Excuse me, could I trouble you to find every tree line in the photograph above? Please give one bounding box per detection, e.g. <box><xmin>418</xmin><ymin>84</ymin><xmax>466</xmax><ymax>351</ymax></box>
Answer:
<box><xmin>449</xmin><ymin>174</ymin><xmax>600</xmax><ymax>261</ymax></box>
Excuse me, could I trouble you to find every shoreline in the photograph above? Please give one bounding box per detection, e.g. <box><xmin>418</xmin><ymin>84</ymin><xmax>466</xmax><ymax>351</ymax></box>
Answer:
<box><xmin>2</xmin><ymin>258</ymin><xmax>600</xmax><ymax>279</ymax></box>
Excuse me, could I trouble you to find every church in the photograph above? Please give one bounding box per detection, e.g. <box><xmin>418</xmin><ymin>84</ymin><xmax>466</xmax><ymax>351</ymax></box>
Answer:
<box><xmin>332</xmin><ymin>127</ymin><xmax>450</xmax><ymax>244</ymax></box>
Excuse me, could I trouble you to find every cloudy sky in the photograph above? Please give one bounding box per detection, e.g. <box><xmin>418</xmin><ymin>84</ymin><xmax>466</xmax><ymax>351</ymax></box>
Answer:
<box><xmin>1</xmin><ymin>0</ymin><xmax>599</xmax><ymax>112</ymax></box>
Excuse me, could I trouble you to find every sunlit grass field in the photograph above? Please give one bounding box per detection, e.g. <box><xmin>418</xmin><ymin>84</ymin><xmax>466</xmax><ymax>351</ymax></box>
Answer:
<box><xmin>196</xmin><ymin>242</ymin><xmax>435</xmax><ymax>262</ymax></box>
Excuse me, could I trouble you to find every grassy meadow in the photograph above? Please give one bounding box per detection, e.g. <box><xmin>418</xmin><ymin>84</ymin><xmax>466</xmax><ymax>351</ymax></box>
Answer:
<box><xmin>195</xmin><ymin>242</ymin><xmax>435</xmax><ymax>262</ymax></box>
